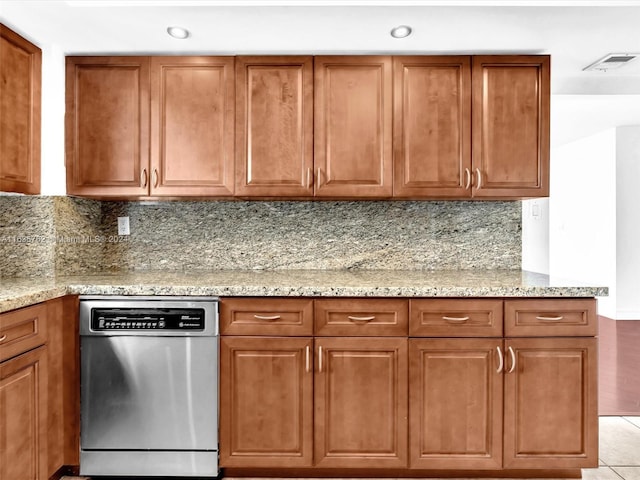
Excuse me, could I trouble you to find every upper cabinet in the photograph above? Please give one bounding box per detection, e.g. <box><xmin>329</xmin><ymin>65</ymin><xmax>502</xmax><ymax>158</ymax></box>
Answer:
<box><xmin>66</xmin><ymin>56</ymin><xmax>234</xmax><ymax>198</ymax></box>
<box><xmin>0</xmin><ymin>24</ymin><xmax>41</xmax><ymax>195</ymax></box>
<box><xmin>235</xmin><ymin>55</ymin><xmax>393</xmax><ymax>198</ymax></box>
<box><xmin>393</xmin><ymin>56</ymin><xmax>471</xmax><ymax>198</ymax></box>
<box><xmin>472</xmin><ymin>56</ymin><xmax>550</xmax><ymax>198</ymax></box>
<box><xmin>394</xmin><ymin>55</ymin><xmax>549</xmax><ymax>199</ymax></box>
<box><xmin>314</xmin><ymin>56</ymin><xmax>393</xmax><ymax>197</ymax></box>
<box><xmin>65</xmin><ymin>54</ymin><xmax>550</xmax><ymax>200</ymax></box>
<box><xmin>235</xmin><ymin>56</ymin><xmax>313</xmax><ymax>197</ymax></box>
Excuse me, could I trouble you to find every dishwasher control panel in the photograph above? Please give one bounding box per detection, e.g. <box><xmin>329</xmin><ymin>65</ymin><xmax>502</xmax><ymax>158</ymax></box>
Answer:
<box><xmin>91</xmin><ymin>308</ymin><xmax>205</xmax><ymax>331</ymax></box>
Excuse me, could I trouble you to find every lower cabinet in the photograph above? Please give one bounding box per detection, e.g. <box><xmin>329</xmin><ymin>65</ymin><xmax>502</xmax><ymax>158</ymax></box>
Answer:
<box><xmin>0</xmin><ymin>297</ymin><xmax>79</xmax><ymax>480</ymax></box>
<box><xmin>0</xmin><ymin>346</ymin><xmax>48</xmax><ymax>480</ymax></box>
<box><xmin>220</xmin><ymin>336</ymin><xmax>314</xmax><ymax>467</ymax></box>
<box><xmin>409</xmin><ymin>337</ymin><xmax>598</xmax><ymax>470</ymax></box>
<box><xmin>314</xmin><ymin>337</ymin><xmax>407</xmax><ymax>468</ymax></box>
<box><xmin>503</xmin><ymin>337</ymin><xmax>598</xmax><ymax>469</ymax></box>
<box><xmin>220</xmin><ymin>336</ymin><xmax>408</xmax><ymax>468</ymax></box>
<box><xmin>409</xmin><ymin>338</ymin><xmax>503</xmax><ymax>469</ymax></box>
<box><xmin>219</xmin><ymin>296</ymin><xmax>598</xmax><ymax>475</ymax></box>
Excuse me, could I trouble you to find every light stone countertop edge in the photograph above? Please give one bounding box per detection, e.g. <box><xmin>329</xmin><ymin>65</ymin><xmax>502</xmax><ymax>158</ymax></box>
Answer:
<box><xmin>0</xmin><ymin>270</ymin><xmax>609</xmax><ymax>314</ymax></box>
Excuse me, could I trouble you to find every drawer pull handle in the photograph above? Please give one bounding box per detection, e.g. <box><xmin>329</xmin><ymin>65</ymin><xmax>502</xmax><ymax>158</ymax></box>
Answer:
<box><xmin>496</xmin><ymin>346</ymin><xmax>504</xmax><ymax>374</ymax></box>
<box><xmin>535</xmin><ymin>315</ymin><xmax>564</xmax><ymax>322</ymax></box>
<box><xmin>305</xmin><ymin>345</ymin><xmax>310</xmax><ymax>373</ymax></box>
<box><xmin>347</xmin><ymin>315</ymin><xmax>376</xmax><ymax>322</ymax></box>
<box><xmin>254</xmin><ymin>314</ymin><xmax>281</xmax><ymax>321</ymax></box>
<box><xmin>443</xmin><ymin>316</ymin><xmax>470</xmax><ymax>323</ymax></box>
<box><xmin>507</xmin><ymin>346</ymin><xmax>516</xmax><ymax>374</ymax></box>
<box><xmin>0</xmin><ymin>334</ymin><xmax>6</xmax><ymax>343</ymax></box>
<box><xmin>464</xmin><ymin>168</ymin><xmax>471</xmax><ymax>190</ymax></box>
<box><xmin>318</xmin><ymin>346</ymin><xmax>323</xmax><ymax>373</ymax></box>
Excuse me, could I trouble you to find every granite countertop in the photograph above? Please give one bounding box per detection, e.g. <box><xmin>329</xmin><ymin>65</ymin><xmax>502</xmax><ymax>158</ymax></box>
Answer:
<box><xmin>0</xmin><ymin>270</ymin><xmax>609</xmax><ymax>314</ymax></box>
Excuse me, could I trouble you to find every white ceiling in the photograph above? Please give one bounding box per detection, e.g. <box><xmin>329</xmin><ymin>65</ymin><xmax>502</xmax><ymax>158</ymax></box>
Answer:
<box><xmin>2</xmin><ymin>0</ymin><xmax>640</xmax><ymax>146</ymax></box>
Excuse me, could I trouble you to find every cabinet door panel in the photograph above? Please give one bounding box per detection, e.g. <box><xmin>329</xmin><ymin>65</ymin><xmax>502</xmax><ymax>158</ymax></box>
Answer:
<box><xmin>66</xmin><ymin>57</ymin><xmax>149</xmax><ymax>196</ymax></box>
<box><xmin>503</xmin><ymin>337</ymin><xmax>598</xmax><ymax>469</ymax></box>
<box><xmin>0</xmin><ymin>346</ymin><xmax>48</xmax><ymax>480</ymax></box>
<box><xmin>236</xmin><ymin>56</ymin><xmax>313</xmax><ymax>196</ymax></box>
<box><xmin>0</xmin><ymin>25</ymin><xmax>41</xmax><ymax>195</ymax></box>
<box><xmin>220</xmin><ymin>337</ymin><xmax>313</xmax><ymax>467</ymax></box>
<box><xmin>314</xmin><ymin>56</ymin><xmax>393</xmax><ymax>197</ymax></box>
<box><xmin>150</xmin><ymin>57</ymin><xmax>234</xmax><ymax>196</ymax></box>
<box><xmin>393</xmin><ymin>56</ymin><xmax>471</xmax><ymax>198</ymax></box>
<box><xmin>472</xmin><ymin>56</ymin><xmax>550</xmax><ymax>197</ymax></box>
<box><xmin>314</xmin><ymin>337</ymin><xmax>407</xmax><ymax>468</ymax></box>
<box><xmin>409</xmin><ymin>338</ymin><xmax>503</xmax><ymax>469</ymax></box>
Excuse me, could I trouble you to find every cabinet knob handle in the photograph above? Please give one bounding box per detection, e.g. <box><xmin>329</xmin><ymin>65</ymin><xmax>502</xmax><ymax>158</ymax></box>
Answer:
<box><xmin>0</xmin><ymin>334</ymin><xmax>7</xmax><ymax>343</ymax></box>
<box><xmin>475</xmin><ymin>168</ymin><xmax>482</xmax><ymax>189</ymax></box>
<box><xmin>535</xmin><ymin>315</ymin><xmax>564</xmax><ymax>322</ymax></box>
<box><xmin>442</xmin><ymin>316</ymin><xmax>470</xmax><ymax>323</ymax></box>
<box><xmin>496</xmin><ymin>346</ymin><xmax>504</xmax><ymax>374</ymax></box>
<box><xmin>141</xmin><ymin>168</ymin><xmax>148</xmax><ymax>187</ymax></box>
<box><xmin>253</xmin><ymin>314</ymin><xmax>281</xmax><ymax>321</ymax></box>
<box><xmin>347</xmin><ymin>315</ymin><xmax>375</xmax><ymax>322</ymax></box>
<box><xmin>464</xmin><ymin>168</ymin><xmax>471</xmax><ymax>190</ymax></box>
<box><xmin>153</xmin><ymin>169</ymin><xmax>159</xmax><ymax>189</ymax></box>
<box><xmin>507</xmin><ymin>346</ymin><xmax>516</xmax><ymax>373</ymax></box>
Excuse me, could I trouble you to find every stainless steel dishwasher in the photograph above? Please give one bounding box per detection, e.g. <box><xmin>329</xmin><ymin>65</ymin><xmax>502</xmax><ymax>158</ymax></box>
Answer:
<box><xmin>79</xmin><ymin>295</ymin><xmax>219</xmax><ymax>477</ymax></box>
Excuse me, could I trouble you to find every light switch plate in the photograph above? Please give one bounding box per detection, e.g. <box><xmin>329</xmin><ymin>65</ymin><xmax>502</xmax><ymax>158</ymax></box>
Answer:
<box><xmin>117</xmin><ymin>216</ymin><xmax>130</xmax><ymax>235</ymax></box>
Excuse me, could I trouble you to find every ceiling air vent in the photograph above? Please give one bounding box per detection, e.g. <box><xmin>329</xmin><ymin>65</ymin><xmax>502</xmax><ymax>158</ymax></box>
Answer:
<box><xmin>583</xmin><ymin>53</ymin><xmax>639</xmax><ymax>72</ymax></box>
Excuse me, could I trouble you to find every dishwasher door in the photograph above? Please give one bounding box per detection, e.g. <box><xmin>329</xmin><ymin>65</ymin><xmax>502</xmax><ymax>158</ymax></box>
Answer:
<box><xmin>81</xmin><ymin>335</ymin><xmax>218</xmax><ymax>451</ymax></box>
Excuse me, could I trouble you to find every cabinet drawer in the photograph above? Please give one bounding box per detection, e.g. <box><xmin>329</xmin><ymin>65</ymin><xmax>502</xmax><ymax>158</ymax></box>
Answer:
<box><xmin>505</xmin><ymin>299</ymin><xmax>597</xmax><ymax>337</ymax></box>
<box><xmin>220</xmin><ymin>298</ymin><xmax>313</xmax><ymax>336</ymax></box>
<box><xmin>314</xmin><ymin>298</ymin><xmax>408</xmax><ymax>336</ymax></box>
<box><xmin>0</xmin><ymin>303</ymin><xmax>47</xmax><ymax>362</ymax></box>
<box><xmin>410</xmin><ymin>299</ymin><xmax>503</xmax><ymax>337</ymax></box>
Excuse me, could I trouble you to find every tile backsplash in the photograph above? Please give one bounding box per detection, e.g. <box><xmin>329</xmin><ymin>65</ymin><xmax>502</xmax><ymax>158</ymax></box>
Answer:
<box><xmin>1</xmin><ymin>196</ymin><xmax>522</xmax><ymax>277</ymax></box>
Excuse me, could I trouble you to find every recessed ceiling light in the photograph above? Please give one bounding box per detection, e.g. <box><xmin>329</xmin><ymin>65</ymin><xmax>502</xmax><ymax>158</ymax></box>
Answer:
<box><xmin>390</xmin><ymin>25</ymin><xmax>412</xmax><ymax>39</ymax></box>
<box><xmin>167</xmin><ymin>26</ymin><xmax>190</xmax><ymax>39</ymax></box>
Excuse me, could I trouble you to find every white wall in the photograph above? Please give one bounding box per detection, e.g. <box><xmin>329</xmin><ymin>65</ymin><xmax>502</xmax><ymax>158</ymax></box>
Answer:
<box><xmin>615</xmin><ymin>126</ymin><xmax>640</xmax><ymax>319</ymax></box>
<box><xmin>549</xmin><ymin>129</ymin><xmax>617</xmax><ymax>318</ymax></box>
<box><xmin>39</xmin><ymin>44</ymin><xmax>66</xmax><ymax>196</ymax></box>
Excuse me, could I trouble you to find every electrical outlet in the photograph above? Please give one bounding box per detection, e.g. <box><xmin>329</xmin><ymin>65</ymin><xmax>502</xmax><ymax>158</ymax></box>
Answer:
<box><xmin>117</xmin><ymin>216</ymin><xmax>130</xmax><ymax>235</ymax></box>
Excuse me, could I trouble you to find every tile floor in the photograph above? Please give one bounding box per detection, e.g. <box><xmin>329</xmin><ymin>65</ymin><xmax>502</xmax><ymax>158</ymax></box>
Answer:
<box><xmin>60</xmin><ymin>417</ymin><xmax>640</xmax><ymax>479</ymax></box>
<box><xmin>586</xmin><ymin>416</ymin><xmax>640</xmax><ymax>480</ymax></box>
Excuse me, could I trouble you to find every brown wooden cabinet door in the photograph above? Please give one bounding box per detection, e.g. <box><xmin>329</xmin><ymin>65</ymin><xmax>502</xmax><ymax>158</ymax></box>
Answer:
<box><xmin>503</xmin><ymin>337</ymin><xmax>598</xmax><ymax>469</ymax></box>
<box><xmin>393</xmin><ymin>56</ymin><xmax>471</xmax><ymax>198</ymax></box>
<box><xmin>235</xmin><ymin>56</ymin><xmax>313</xmax><ymax>196</ymax></box>
<box><xmin>150</xmin><ymin>57</ymin><xmax>234</xmax><ymax>196</ymax></box>
<box><xmin>472</xmin><ymin>56</ymin><xmax>550</xmax><ymax>198</ymax></box>
<box><xmin>220</xmin><ymin>336</ymin><xmax>313</xmax><ymax>467</ymax></box>
<box><xmin>409</xmin><ymin>338</ymin><xmax>503</xmax><ymax>469</ymax></box>
<box><xmin>314</xmin><ymin>337</ymin><xmax>407</xmax><ymax>468</ymax></box>
<box><xmin>0</xmin><ymin>24</ymin><xmax>41</xmax><ymax>195</ymax></box>
<box><xmin>0</xmin><ymin>346</ymin><xmax>48</xmax><ymax>480</ymax></box>
<box><xmin>314</xmin><ymin>56</ymin><xmax>393</xmax><ymax>197</ymax></box>
<box><xmin>65</xmin><ymin>56</ymin><xmax>150</xmax><ymax>196</ymax></box>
